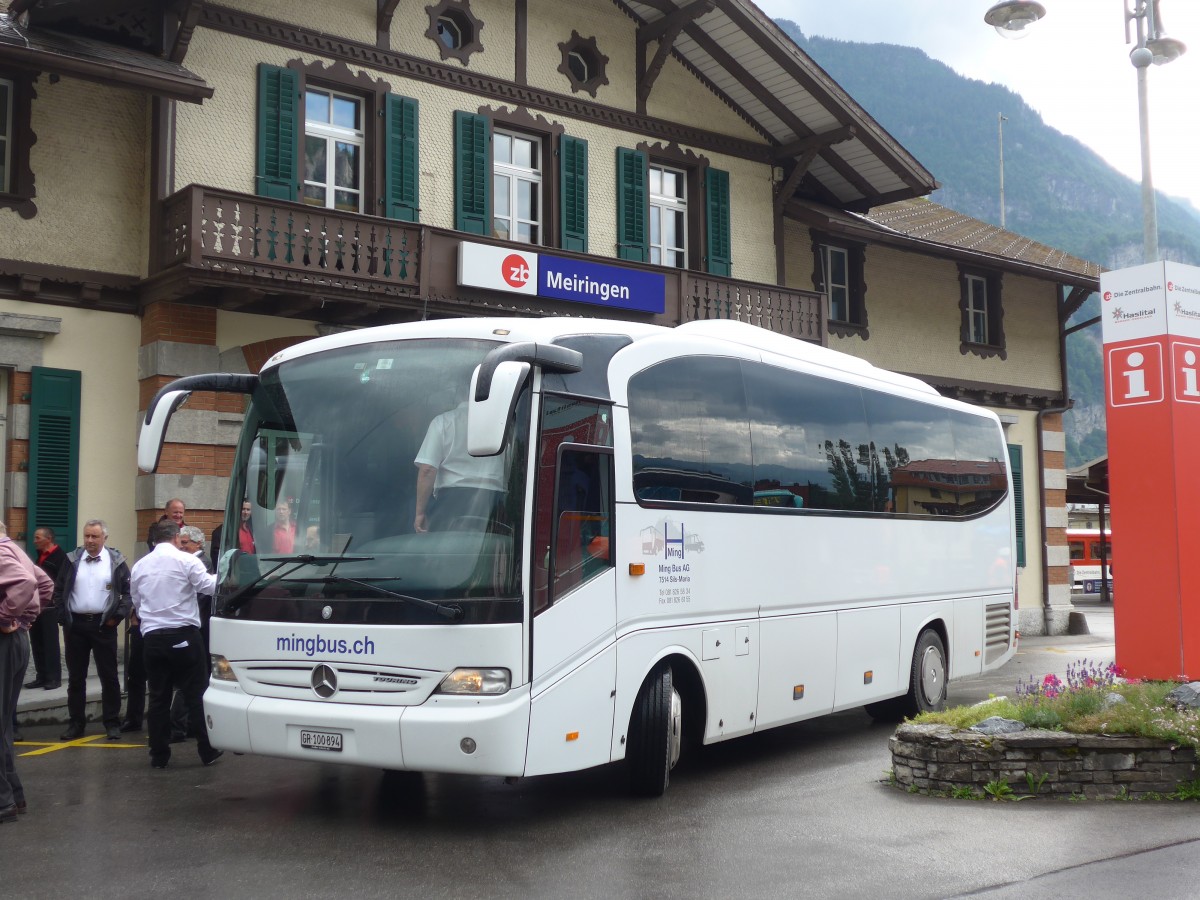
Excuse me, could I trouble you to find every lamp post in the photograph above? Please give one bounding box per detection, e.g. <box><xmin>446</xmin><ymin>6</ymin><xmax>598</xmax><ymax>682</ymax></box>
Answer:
<box><xmin>998</xmin><ymin>113</ymin><xmax>1008</xmax><ymax>229</ymax></box>
<box><xmin>983</xmin><ymin>1</ymin><xmax>1186</xmax><ymax>262</ymax></box>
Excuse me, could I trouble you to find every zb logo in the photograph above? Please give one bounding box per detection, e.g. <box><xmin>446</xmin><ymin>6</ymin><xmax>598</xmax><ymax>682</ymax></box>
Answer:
<box><xmin>502</xmin><ymin>253</ymin><xmax>532</xmax><ymax>290</ymax></box>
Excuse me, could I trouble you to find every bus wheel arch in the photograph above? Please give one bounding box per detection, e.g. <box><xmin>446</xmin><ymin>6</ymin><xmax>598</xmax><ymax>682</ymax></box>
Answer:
<box><xmin>866</xmin><ymin>620</ymin><xmax>949</xmax><ymax>721</ymax></box>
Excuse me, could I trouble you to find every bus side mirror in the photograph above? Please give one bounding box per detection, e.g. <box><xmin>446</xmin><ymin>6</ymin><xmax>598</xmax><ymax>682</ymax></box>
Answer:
<box><xmin>467</xmin><ymin>361</ymin><xmax>529</xmax><ymax>456</ymax></box>
<box><xmin>138</xmin><ymin>390</ymin><xmax>190</xmax><ymax>473</ymax></box>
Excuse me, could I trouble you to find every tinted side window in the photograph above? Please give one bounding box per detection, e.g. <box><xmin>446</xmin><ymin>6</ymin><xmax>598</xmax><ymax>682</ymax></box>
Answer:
<box><xmin>951</xmin><ymin>410</ymin><xmax>1008</xmax><ymax>516</ymax></box>
<box><xmin>744</xmin><ymin>362</ymin><xmax>872</xmax><ymax>512</ymax></box>
<box><xmin>629</xmin><ymin>356</ymin><xmax>752</xmax><ymax>505</ymax></box>
<box><xmin>864</xmin><ymin>393</ymin><xmax>956</xmax><ymax>516</ymax></box>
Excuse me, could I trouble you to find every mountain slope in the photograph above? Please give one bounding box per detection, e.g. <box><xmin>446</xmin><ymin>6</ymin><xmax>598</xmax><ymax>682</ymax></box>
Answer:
<box><xmin>775</xmin><ymin>20</ymin><xmax>1200</xmax><ymax>466</ymax></box>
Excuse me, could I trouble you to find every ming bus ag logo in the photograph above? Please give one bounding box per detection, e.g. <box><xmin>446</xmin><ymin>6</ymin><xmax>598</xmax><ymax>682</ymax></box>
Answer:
<box><xmin>502</xmin><ymin>253</ymin><xmax>532</xmax><ymax>289</ymax></box>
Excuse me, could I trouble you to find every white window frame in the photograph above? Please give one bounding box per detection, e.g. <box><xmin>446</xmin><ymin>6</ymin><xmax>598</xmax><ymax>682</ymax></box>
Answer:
<box><xmin>492</xmin><ymin>128</ymin><xmax>542</xmax><ymax>245</ymax></box>
<box><xmin>0</xmin><ymin>77</ymin><xmax>12</xmax><ymax>195</ymax></box>
<box><xmin>822</xmin><ymin>244</ymin><xmax>850</xmax><ymax>322</ymax></box>
<box><xmin>966</xmin><ymin>274</ymin><xmax>989</xmax><ymax>345</ymax></box>
<box><xmin>302</xmin><ymin>87</ymin><xmax>365</xmax><ymax>214</ymax></box>
<box><xmin>649</xmin><ymin>163</ymin><xmax>687</xmax><ymax>268</ymax></box>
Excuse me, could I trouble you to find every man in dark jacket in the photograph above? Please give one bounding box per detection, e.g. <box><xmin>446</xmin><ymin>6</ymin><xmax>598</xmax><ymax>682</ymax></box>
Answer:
<box><xmin>55</xmin><ymin>520</ymin><xmax>131</xmax><ymax>741</ymax></box>
<box><xmin>23</xmin><ymin>527</ymin><xmax>67</xmax><ymax>690</ymax></box>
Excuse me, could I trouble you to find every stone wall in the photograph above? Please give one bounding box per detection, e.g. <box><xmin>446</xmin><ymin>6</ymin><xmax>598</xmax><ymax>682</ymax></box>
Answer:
<box><xmin>890</xmin><ymin>723</ymin><xmax>1198</xmax><ymax>800</ymax></box>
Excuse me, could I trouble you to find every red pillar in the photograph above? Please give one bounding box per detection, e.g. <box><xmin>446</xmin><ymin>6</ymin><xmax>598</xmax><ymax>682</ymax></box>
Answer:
<box><xmin>1102</xmin><ymin>261</ymin><xmax>1200</xmax><ymax>680</ymax></box>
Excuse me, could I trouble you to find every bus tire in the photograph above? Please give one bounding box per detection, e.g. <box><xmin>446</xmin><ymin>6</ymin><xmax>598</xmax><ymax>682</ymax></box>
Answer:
<box><xmin>627</xmin><ymin>663</ymin><xmax>680</xmax><ymax>797</ymax></box>
<box><xmin>866</xmin><ymin>629</ymin><xmax>947</xmax><ymax>721</ymax></box>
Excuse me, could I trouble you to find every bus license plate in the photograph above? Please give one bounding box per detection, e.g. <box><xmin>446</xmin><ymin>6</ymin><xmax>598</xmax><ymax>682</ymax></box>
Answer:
<box><xmin>300</xmin><ymin>729</ymin><xmax>343</xmax><ymax>752</ymax></box>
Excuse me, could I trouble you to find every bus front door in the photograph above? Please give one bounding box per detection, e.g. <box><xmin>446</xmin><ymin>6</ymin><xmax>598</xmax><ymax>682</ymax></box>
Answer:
<box><xmin>524</xmin><ymin>444</ymin><xmax>617</xmax><ymax>776</ymax></box>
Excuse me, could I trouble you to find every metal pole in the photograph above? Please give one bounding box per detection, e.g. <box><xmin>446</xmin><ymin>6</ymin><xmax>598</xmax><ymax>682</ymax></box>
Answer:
<box><xmin>1135</xmin><ymin>61</ymin><xmax>1159</xmax><ymax>262</ymax></box>
<box><xmin>998</xmin><ymin>113</ymin><xmax>1007</xmax><ymax>229</ymax></box>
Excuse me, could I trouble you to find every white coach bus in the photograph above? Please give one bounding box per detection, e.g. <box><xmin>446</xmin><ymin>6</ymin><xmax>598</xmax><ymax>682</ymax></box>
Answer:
<box><xmin>139</xmin><ymin>317</ymin><xmax>1016</xmax><ymax>795</ymax></box>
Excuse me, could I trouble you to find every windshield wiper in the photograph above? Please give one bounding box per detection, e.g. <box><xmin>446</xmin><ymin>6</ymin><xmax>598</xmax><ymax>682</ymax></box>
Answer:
<box><xmin>309</xmin><ymin>574</ymin><xmax>464</xmax><ymax>622</ymax></box>
<box><xmin>219</xmin><ymin>554</ymin><xmax>375</xmax><ymax>614</ymax></box>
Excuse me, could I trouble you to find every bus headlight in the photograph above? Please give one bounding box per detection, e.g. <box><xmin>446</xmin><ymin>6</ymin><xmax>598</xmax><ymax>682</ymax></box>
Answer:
<box><xmin>211</xmin><ymin>654</ymin><xmax>238</xmax><ymax>683</ymax></box>
<box><xmin>436</xmin><ymin>668</ymin><xmax>510</xmax><ymax>695</ymax></box>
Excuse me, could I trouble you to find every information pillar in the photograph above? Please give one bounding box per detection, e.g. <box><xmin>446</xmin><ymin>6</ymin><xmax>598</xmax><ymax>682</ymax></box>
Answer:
<box><xmin>1101</xmin><ymin>261</ymin><xmax>1200</xmax><ymax>680</ymax></box>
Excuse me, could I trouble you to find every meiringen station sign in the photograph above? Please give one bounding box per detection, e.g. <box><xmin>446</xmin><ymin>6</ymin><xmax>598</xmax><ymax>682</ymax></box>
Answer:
<box><xmin>1100</xmin><ymin>261</ymin><xmax>1200</xmax><ymax>680</ymax></box>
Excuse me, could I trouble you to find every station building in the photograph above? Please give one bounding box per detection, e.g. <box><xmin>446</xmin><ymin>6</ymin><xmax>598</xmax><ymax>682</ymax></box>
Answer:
<box><xmin>0</xmin><ymin>0</ymin><xmax>1100</xmax><ymax>633</ymax></box>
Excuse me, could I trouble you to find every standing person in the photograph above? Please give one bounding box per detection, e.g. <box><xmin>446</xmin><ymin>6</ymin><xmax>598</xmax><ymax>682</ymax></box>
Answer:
<box><xmin>0</xmin><ymin>522</ymin><xmax>54</xmax><ymax>823</ymax></box>
<box><xmin>170</xmin><ymin>526</ymin><xmax>214</xmax><ymax>741</ymax></box>
<box><xmin>270</xmin><ymin>499</ymin><xmax>295</xmax><ymax>553</ymax></box>
<box><xmin>413</xmin><ymin>392</ymin><xmax>506</xmax><ymax>533</ymax></box>
<box><xmin>24</xmin><ymin>527</ymin><xmax>67</xmax><ymax>690</ymax></box>
<box><xmin>130</xmin><ymin>520</ymin><xmax>221</xmax><ymax>769</ymax></box>
<box><xmin>211</xmin><ymin>499</ymin><xmax>254</xmax><ymax>557</ymax></box>
<box><xmin>55</xmin><ymin>520</ymin><xmax>131</xmax><ymax>741</ymax></box>
<box><xmin>145</xmin><ymin>498</ymin><xmax>186</xmax><ymax>551</ymax></box>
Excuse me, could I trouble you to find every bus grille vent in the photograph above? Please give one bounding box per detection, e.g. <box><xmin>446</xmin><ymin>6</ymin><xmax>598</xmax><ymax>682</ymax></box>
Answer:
<box><xmin>236</xmin><ymin>663</ymin><xmax>439</xmax><ymax>706</ymax></box>
<box><xmin>984</xmin><ymin>602</ymin><xmax>1012</xmax><ymax>664</ymax></box>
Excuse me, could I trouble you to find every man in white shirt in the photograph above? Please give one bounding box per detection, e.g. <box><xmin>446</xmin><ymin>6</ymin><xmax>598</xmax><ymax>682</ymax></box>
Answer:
<box><xmin>130</xmin><ymin>520</ymin><xmax>221</xmax><ymax>769</ymax></box>
<box><xmin>413</xmin><ymin>400</ymin><xmax>506</xmax><ymax>533</ymax></box>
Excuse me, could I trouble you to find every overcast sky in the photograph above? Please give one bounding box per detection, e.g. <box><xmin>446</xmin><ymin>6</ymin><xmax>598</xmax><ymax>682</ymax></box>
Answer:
<box><xmin>752</xmin><ymin>1</ymin><xmax>1200</xmax><ymax>214</ymax></box>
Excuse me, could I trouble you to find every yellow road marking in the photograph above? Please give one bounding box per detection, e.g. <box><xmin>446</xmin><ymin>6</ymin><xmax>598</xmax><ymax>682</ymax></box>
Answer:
<box><xmin>17</xmin><ymin>735</ymin><xmax>147</xmax><ymax>756</ymax></box>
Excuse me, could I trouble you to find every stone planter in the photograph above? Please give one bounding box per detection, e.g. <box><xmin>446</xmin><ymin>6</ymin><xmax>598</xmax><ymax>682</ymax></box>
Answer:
<box><xmin>890</xmin><ymin>723</ymin><xmax>1198</xmax><ymax>799</ymax></box>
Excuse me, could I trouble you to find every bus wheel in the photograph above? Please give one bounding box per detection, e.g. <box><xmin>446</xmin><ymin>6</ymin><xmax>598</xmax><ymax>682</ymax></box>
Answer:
<box><xmin>905</xmin><ymin>629</ymin><xmax>947</xmax><ymax>716</ymax></box>
<box><xmin>628</xmin><ymin>663</ymin><xmax>681</xmax><ymax>797</ymax></box>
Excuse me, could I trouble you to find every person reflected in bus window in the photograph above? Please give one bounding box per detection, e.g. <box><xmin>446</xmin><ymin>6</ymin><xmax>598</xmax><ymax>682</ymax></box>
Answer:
<box><xmin>213</xmin><ymin>500</ymin><xmax>255</xmax><ymax>555</ymax></box>
<box><xmin>303</xmin><ymin>524</ymin><xmax>320</xmax><ymax>553</ymax></box>
<box><xmin>413</xmin><ymin>388</ymin><xmax>506</xmax><ymax>533</ymax></box>
<box><xmin>271</xmin><ymin>500</ymin><xmax>296</xmax><ymax>554</ymax></box>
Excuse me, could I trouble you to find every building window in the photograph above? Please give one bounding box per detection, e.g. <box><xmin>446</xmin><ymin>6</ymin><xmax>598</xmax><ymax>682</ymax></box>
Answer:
<box><xmin>557</xmin><ymin>31</ymin><xmax>609</xmax><ymax>98</ymax></box>
<box><xmin>303</xmin><ymin>88</ymin><xmax>364</xmax><ymax>213</ymax></box>
<box><xmin>0</xmin><ymin>71</ymin><xmax>36</xmax><ymax>218</ymax></box>
<box><xmin>810</xmin><ymin>234</ymin><xmax>868</xmax><ymax>338</ymax></box>
<box><xmin>0</xmin><ymin>77</ymin><xmax>11</xmax><ymax>194</ymax></box>
<box><xmin>425</xmin><ymin>0</ymin><xmax>484</xmax><ymax>65</ymax></box>
<box><xmin>823</xmin><ymin>245</ymin><xmax>850</xmax><ymax>321</ymax></box>
<box><xmin>256</xmin><ymin>62</ymin><xmax>419</xmax><ymax>222</ymax></box>
<box><xmin>958</xmin><ymin>265</ymin><xmax>1006</xmax><ymax>359</ymax></box>
<box><xmin>492</xmin><ymin>129</ymin><xmax>541</xmax><ymax>244</ymax></box>
<box><xmin>649</xmin><ymin>164</ymin><xmax>687</xmax><ymax>268</ymax></box>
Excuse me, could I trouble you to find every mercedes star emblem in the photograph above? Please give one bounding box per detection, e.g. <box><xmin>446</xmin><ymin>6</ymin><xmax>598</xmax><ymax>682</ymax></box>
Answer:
<box><xmin>311</xmin><ymin>664</ymin><xmax>338</xmax><ymax>699</ymax></box>
<box><xmin>321</xmin><ymin>605</ymin><xmax>333</xmax><ymax>620</ymax></box>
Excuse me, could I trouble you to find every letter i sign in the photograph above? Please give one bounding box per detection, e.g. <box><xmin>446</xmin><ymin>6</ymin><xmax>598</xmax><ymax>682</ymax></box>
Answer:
<box><xmin>1108</xmin><ymin>342</ymin><xmax>1164</xmax><ymax>407</ymax></box>
<box><xmin>1173</xmin><ymin>341</ymin><xmax>1200</xmax><ymax>404</ymax></box>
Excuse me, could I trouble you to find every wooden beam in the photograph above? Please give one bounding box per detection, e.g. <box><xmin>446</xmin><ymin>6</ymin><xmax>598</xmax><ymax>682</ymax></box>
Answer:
<box><xmin>168</xmin><ymin>0</ymin><xmax>204</xmax><ymax>64</ymax></box>
<box><xmin>377</xmin><ymin>0</ymin><xmax>400</xmax><ymax>49</ymax></box>
<box><xmin>637</xmin><ymin>0</ymin><xmax>715</xmax><ymax>109</ymax></box>
<box><xmin>772</xmin><ymin>125</ymin><xmax>856</xmax><ymax>162</ymax></box>
<box><xmin>773</xmin><ymin>147</ymin><xmax>819</xmax><ymax>215</ymax></box>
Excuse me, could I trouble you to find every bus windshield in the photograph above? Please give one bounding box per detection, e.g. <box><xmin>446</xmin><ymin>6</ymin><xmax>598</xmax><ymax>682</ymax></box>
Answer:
<box><xmin>216</xmin><ymin>338</ymin><xmax>530</xmax><ymax>626</ymax></box>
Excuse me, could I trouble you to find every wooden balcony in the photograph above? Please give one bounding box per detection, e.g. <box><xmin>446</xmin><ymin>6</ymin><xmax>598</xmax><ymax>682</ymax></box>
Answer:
<box><xmin>149</xmin><ymin>184</ymin><xmax>826</xmax><ymax>343</ymax></box>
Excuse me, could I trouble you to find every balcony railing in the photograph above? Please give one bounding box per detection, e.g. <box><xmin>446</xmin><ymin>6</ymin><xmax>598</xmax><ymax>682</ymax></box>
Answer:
<box><xmin>154</xmin><ymin>184</ymin><xmax>826</xmax><ymax>344</ymax></box>
<box><xmin>156</xmin><ymin>185</ymin><xmax>421</xmax><ymax>297</ymax></box>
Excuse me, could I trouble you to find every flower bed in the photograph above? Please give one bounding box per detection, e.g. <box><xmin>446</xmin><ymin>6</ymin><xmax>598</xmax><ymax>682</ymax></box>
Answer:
<box><xmin>890</xmin><ymin>660</ymin><xmax>1200</xmax><ymax>800</ymax></box>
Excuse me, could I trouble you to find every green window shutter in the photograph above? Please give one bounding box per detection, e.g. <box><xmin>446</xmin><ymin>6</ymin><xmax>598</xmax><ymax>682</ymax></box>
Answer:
<box><xmin>1007</xmin><ymin>444</ymin><xmax>1026</xmax><ymax>568</ymax></box>
<box><xmin>705</xmin><ymin>166</ymin><xmax>732</xmax><ymax>276</ymax></box>
<box><xmin>559</xmin><ymin>135</ymin><xmax>588</xmax><ymax>252</ymax></box>
<box><xmin>28</xmin><ymin>367</ymin><xmax>81</xmax><ymax>554</ymax></box>
<box><xmin>616</xmin><ymin>147</ymin><xmax>647</xmax><ymax>262</ymax></box>
<box><xmin>385</xmin><ymin>94</ymin><xmax>420</xmax><ymax>222</ymax></box>
<box><xmin>255</xmin><ymin>64</ymin><xmax>299</xmax><ymax>202</ymax></box>
<box><xmin>454</xmin><ymin>110</ymin><xmax>491</xmax><ymax>235</ymax></box>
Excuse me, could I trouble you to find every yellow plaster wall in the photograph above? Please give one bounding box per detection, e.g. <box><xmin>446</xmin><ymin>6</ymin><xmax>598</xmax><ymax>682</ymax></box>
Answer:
<box><xmin>216</xmin><ymin>310</ymin><xmax>320</xmax><ymax>353</ymax></box>
<box><xmin>525</xmin><ymin>0</ymin><xmax>635</xmax><ymax>108</ymax></box>
<box><xmin>822</xmin><ymin>244</ymin><xmax>1063</xmax><ymax>392</ymax></box>
<box><xmin>644</xmin><ymin>55</ymin><xmax>762</xmax><ymax>143</ymax></box>
<box><xmin>0</xmin><ymin>299</ymin><xmax>142</xmax><ymax>553</ymax></box>
<box><xmin>0</xmin><ymin>78</ymin><xmax>147</xmax><ymax>277</ymax></box>
<box><xmin>998</xmin><ymin>409</ymin><xmax>1046</xmax><ymax>610</ymax></box>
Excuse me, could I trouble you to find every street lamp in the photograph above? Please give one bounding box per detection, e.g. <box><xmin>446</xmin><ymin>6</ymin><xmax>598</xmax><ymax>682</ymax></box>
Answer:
<box><xmin>983</xmin><ymin>1</ymin><xmax>1187</xmax><ymax>262</ymax></box>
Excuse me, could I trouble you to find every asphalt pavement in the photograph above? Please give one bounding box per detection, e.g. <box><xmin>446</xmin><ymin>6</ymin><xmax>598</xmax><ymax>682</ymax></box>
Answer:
<box><xmin>11</xmin><ymin>595</ymin><xmax>1200</xmax><ymax>900</ymax></box>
